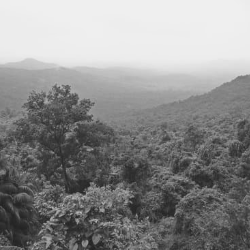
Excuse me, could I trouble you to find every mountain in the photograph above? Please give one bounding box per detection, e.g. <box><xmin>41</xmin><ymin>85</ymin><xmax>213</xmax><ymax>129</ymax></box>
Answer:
<box><xmin>0</xmin><ymin>58</ymin><xmax>58</xmax><ymax>70</ymax></box>
<box><xmin>0</xmin><ymin>67</ymin><xmax>196</xmax><ymax>120</ymax></box>
<box><xmin>114</xmin><ymin>75</ymin><xmax>250</xmax><ymax>130</ymax></box>
<box><xmin>7</xmin><ymin>59</ymin><xmax>248</xmax><ymax>123</ymax></box>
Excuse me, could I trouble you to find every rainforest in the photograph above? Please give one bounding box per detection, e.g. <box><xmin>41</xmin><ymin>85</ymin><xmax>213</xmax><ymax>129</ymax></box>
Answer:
<box><xmin>1</xmin><ymin>73</ymin><xmax>250</xmax><ymax>250</ymax></box>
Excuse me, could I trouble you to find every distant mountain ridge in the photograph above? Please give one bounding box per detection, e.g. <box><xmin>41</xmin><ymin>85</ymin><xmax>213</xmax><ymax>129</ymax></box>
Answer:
<box><xmin>0</xmin><ymin>67</ymin><xmax>196</xmax><ymax>120</ymax></box>
<box><xmin>0</xmin><ymin>58</ymin><xmax>224</xmax><ymax>92</ymax></box>
<box><xmin>0</xmin><ymin>58</ymin><xmax>58</xmax><ymax>70</ymax></box>
<box><xmin>3</xmin><ymin>58</ymin><xmax>250</xmax><ymax>125</ymax></box>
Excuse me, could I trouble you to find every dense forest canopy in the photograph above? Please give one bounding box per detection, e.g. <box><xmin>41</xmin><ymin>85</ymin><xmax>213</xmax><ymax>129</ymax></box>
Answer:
<box><xmin>1</xmin><ymin>76</ymin><xmax>250</xmax><ymax>250</ymax></box>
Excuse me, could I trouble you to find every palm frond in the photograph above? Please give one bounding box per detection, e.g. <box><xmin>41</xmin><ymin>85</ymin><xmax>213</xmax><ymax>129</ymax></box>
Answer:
<box><xmin>8</xmin><ymin>167</ymin><xmax>19</xmax><ymax>180</ymax></box>
<box><xmin>13</xmin><ymin>231</ymin><xmax>32</xmax><ymax>247</ymax></box>
<box><xmin>0</xmin><ymin>183</ymin><xmax>18</xmax><ymax>194</ymax></box>
<box><xmin>26</xmin><ymin>183</ymin><xmax>38</xmax><ymax>192</ymax></box>
<box><xmin>0</xmin><ymin>206</ymin><xmax>8</xmax><ymax>223</ymax></box>
<box><xmin>0</xmin><ymin>166</ymin><xmax>36</xmax><ymax>247</ymax></box>
<box><xmin>13</xmin><ymin>193</ymin><xmax>33</xmax><ymax>205</ymax></box>
<box><xmin>18</xmin><ymin>207</ymin><xmax>29</xmax><ymax>219</ymax></box>
<box><xmin>0</xmin><ymin>222</ymin><xmax>8</xmax><ymax>232</ymax></box>
<box><xmin>18</xmin><ymin>185</ymin><xmax>34</xmax><ymax>197</ymax></box>
<box><xmin>19</xmin><ymin>219</ymin><xmax>30</xmax><ymax>231</ymax></box>
<box><xmin>11</xmin><ymin>207</ymin><xmax>21</xmax><ymax>226</ymax></box>
<box><xmin>0</xmin><ymin>192</ymin><xmax>12</xmax><ymax>203</ymax></box>
<box><xmin>2</xmin><ymin>198</ymin><xmax>15</xmax><ymax>214</ymax></box>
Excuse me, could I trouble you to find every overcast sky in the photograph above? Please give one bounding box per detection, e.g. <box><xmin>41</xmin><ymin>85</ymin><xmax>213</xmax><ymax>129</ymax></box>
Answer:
<box><xmin>0</xmin><ymin>0</ymin><xmax>250</xmax><ymax>68</ymax></box>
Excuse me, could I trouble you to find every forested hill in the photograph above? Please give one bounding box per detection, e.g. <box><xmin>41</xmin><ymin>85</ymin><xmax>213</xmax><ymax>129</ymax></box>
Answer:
<box><xmin>115</xmin><ymin>75</ymin><xmax>250</xmax><ymax>130</ymax></box>
<box><xmin>0</xmin><ymin>67</ymin><xmax>197</xmax><ymax>120</ymax></box>
<box><xmin>2</xmin><ymin>75</ymin><xmax>250</xmax><ymax>249</ymax></box>
<box><xmin>0</xmin><ymin>67</ymin><xmax>93</xmax><ymax>110</ymax></box>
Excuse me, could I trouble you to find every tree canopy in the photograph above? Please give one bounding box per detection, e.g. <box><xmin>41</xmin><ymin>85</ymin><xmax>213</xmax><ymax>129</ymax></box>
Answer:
<box><xmin>15</xmin><ymin>85</ymin><xmax>94</xmax><ymax>192</ymax></box>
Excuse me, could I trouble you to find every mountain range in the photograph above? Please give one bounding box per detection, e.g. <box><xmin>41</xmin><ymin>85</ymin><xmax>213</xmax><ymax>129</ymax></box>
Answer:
<box><xmin>0</xmin><ymin>59</ymin><xmax>198</xmax><ymax>120</ymax></box>
<box><xmin>1</xmin><ymin>58</ymin><xmax>250</xmax><ymax>126</ymax></box>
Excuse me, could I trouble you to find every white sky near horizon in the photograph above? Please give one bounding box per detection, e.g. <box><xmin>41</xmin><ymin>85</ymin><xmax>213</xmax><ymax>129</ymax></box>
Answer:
<box><xmin>0</xmin><ymin>0</ymin><xmax>250</xmax><ymax>69</ymax></box>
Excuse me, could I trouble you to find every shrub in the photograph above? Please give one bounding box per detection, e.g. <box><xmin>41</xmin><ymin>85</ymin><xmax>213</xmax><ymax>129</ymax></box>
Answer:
<box><xmin>33</xmin><ymin>184</ymin><xmax>158</xmax><ymax>250</ymax></box>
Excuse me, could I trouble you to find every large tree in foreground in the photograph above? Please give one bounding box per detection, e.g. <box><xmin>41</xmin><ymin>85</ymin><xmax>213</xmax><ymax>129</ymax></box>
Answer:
<box><xmin>15</xmin><ymin>85</ymin><xmax>94</xmax><ymax>192</ymax></box>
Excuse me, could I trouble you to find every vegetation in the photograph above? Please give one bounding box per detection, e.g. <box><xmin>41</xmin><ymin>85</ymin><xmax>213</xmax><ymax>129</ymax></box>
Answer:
<box><xmin>0</xmin><ymin>67</ymin><xmax>197</xmax><ymax>121</ymax></box>
<box><xmin>14</xmin><ymin>84</ymin><xmax>94</xmax><ymax>192</ymax></box>
<box><xmin>0</xmin><ymin>159</ymin><xmax>38</xmax><ymax>247</ymax></box>
<box><xmin>1</xmin><ymin>76</ymin><xmax>250</xmax><ymax>249</ymax></box>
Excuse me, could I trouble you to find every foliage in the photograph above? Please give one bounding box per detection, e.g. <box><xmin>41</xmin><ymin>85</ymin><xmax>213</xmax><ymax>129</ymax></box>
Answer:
<box><xmin>33</xmin><ymin>184</ymin><xmax>158</xmax><ymax>250</ymax></box>
<box><xmin>14</xmin><ymin>85</ymin><xmax>95</xmax><ymax>192</ymax></box>
<box><xmin>198</xmin><ymin>138</ymin><xmax>225</xmax><ymax>165</ymax></box>
<box><xmin>173</xmin><ymin>187</ymin><xmax>250</xmax><ymax>250</ymax></box>
<box><xmin>228</xmin><ymin>139</ymin><xmax>244</xmax><ymax>158</ymax></box>
<box><xmin>34</xmin><ymin>182</ymin><xmax>65</xmax><ymax>223</ymax></box>
<box><xmin>173</xmin><ymin>188</ymin><xmax>226</xmax><ymax>249</ymax></box>
<box><xmin>238</xmin><ymin>148</ymin><xmax>250</xmax><ymax>179</ymax></box>
<box><xmin>237</xmin><ymin>119</ymin><xmax>250</xmax><ymax>149</ymax></box>
<box><xmin>14</xmin><ymin>85</ymin><xmax>116</xmax><ymax>193</ymax></box>
<box><xmin>0</xmin><ymin>160</ymin><xmax>38</xmax><ymax>247</ymax></box>
<box><xmin>3</xmin><ymin>79</ymin><xmax>250</xmax><ymax>250</ymax></box>
<box><xmin>75</xmin><ymin>120</ymin><xmax>115</xmax><ymax>147</ymax></box>
<box><xmin>121</xmin><ymin>156</ymin><xmax>151</xmax><ymax>186</ymax></box>
<box><xmin>160</xmin><ymin>176</ymin><xmax>196</xmax><ymax>217</ymax></box>
<box><xmin>0</xmin><ymin>234</ymin><xmax>12</xmax><ymax>246</ymax></box>
<box><xmin>183</xmin><ymin>125</ymin><xmax>204</xmax><ymax>151</ymax></box>
<box><xmin>73</xmin><ymin>148</ymin><xmax>113</xmax><ymax>188</ymax></box>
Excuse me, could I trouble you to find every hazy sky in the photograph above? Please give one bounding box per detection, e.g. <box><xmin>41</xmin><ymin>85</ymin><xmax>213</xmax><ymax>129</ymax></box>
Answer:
<box><xmin>0</xmin><ymin>0</ymin><xmax>250</xmax><ymax>68</ymax></box>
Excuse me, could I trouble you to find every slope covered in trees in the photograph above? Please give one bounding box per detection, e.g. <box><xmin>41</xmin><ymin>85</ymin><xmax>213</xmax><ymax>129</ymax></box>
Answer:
<box><xmin>1</xmin><ymin>76</ymin><xmax>250</xmax><ymax>249</ymax></box>
<box><xmin>0</xmin><ymin>67</ymin><xmax>197</xmax><ymax>121</ymax></box>
<box><xmin>114</xmin><ymin>75</ymin><xmax>250</xmax><ymax>131</ymax></box>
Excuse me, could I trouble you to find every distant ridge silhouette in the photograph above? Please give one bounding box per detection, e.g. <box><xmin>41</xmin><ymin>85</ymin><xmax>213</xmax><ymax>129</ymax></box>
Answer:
<box><xmin>0</xmin><ymin>58</ymin><xmax>58</xmax><ymax>70</ymax></box>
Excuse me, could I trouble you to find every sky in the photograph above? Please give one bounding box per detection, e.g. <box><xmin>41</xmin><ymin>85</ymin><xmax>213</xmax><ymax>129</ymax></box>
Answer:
<box><xmin>0</xmin><ymin>0</ymin><xmax>250</xmax><ymax>68</ymax></box>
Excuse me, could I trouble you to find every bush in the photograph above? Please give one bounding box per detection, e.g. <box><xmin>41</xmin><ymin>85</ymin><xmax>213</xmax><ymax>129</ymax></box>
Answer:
<box><xmin>33</xmin><ymin>184</ymin><xmax>158</xmax><ymax>250</ymax></box>
<box><xmin>34</xmin><ymin>182</ymin><xmax>65</xmax><ymax>223</ymax></box>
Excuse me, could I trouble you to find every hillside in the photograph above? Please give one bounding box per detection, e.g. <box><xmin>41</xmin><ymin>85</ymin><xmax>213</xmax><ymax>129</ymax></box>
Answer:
<box><xmin>114</xmin><ymin>75</ymin><xmax>250</xmax><ymax>131</ymax></box>
<box><xmin>2</xmin><ymin>75</ymin><xmax>250</xmax><ymax>250</ymax></box>
<box><xmin>4</xmin><ymin>59</ymin><xmax>248</xmax><ymax>124</ymax></box>
<box><xmin>0</xmin><ymin>67</ymin><xmax>196</xmax><ymax>120</ymax></box>
<box><xmin>2</xmin><ymin>74</ymin><xmax>250</xmax><ymax>250</ymax></box>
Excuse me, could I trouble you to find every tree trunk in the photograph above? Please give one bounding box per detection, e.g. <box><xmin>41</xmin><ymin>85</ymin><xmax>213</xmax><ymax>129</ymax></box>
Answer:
<box><xmin>59</xmin><ymin>154</ymin><xmax>70</xmax><ymax>193</ymax></box>
<box><xmin>58</xmin><ymin>144</ymin><xmax>70</xmax><ymax>193</ymax></box>
<box><xmin>62</xmin><ymin>162</ymin><xmax>70</xmax><ymax>193</ymax></box>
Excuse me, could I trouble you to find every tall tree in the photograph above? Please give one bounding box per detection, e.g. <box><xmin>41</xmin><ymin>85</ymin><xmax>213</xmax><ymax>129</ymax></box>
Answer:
<box><xmin>15</xmin><ymin>85</ymin><xmax>94</xmax><ymax>192</ymax></box>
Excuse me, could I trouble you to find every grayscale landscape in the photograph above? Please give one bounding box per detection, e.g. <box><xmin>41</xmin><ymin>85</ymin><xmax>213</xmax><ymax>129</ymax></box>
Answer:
<box><xmin>1</xmin><ymin>1</ymin><xmax>250</xmax><ymax>249</ymax></box>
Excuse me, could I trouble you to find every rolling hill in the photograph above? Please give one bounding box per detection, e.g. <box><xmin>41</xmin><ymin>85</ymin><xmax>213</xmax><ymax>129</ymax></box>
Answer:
<box><xmin>4</xmin><ymin>58</ymin><xmax>248</xmax><ymax>124</ymax></box>
<box><xmin>114</xmin><ymin>75</ymin><xmax>250</xmax><ymax>131</ymax></box>
<box><xmin>0</xmin><ymin>66</ymin><xmax>197</xmax><ymax>120</ymax></box>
